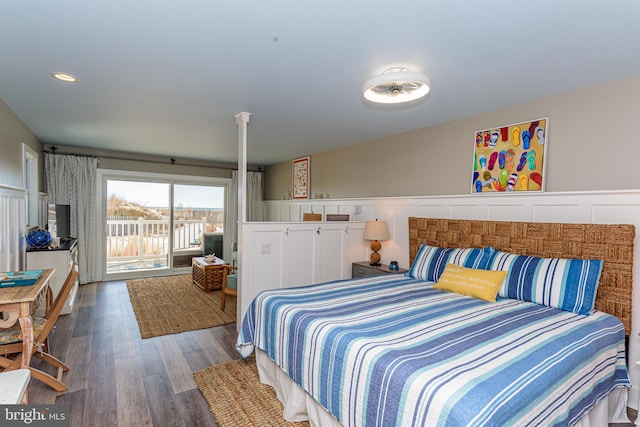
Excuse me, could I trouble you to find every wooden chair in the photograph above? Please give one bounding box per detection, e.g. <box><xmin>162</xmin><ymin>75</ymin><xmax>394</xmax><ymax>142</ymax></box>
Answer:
<box><xmin>220</xmin><ymin>265</ymin><xmax>237</xmax><ymax>310</ymax></box>
<box><xmin>303</xmin><ymin>212</ymin><xmax>322</xmax><ymax>221</ymax></box>
<box><xmin>0</xmin><ymin>264</ymin><xmax>79</xmax><ymax>392</ymax></box>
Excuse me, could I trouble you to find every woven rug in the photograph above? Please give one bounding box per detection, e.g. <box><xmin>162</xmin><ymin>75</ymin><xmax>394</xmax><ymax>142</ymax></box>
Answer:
<box><xmin>194</xmin><ymin>358</ymin><xmax>309</xmax><ymax>427</ymax></box>
<box><xmin>126</xmin><ymin>274</ymin><xmax>236</xmax><ymax>338</ymax></box>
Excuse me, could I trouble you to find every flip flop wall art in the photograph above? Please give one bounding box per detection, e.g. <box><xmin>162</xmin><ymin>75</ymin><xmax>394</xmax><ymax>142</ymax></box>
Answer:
<box><xmin>472</xmin><ymin>118</ymin><xmax>547</xmax><ymax>193</ymax></box>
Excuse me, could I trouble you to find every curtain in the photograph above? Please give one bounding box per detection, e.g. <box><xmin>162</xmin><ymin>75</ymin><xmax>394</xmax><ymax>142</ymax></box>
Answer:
<box><xmin>247</xmin><ymin>171</ymin><xmax>264</xmax><ymax>222</ymax></box>
<box><xmin>44</xmin><ymin>153</ymin><xmax>97</xmax><ymax>284</ymax></box>
<box><xmin>225</xmin><ymin>170</ymin><xmax>263</xmax><ymax>262</ymax></box>
<box><xmin>225</xmin><ymin>172</ymin><xmax>238</xmax><ymax>262</ymax></box>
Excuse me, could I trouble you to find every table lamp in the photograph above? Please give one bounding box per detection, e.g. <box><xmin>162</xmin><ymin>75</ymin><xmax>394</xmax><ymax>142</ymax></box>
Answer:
<box><xmin>363</xmin><ymin>219</ymin><xmax>390</xmax><ymax>266</ymax></box>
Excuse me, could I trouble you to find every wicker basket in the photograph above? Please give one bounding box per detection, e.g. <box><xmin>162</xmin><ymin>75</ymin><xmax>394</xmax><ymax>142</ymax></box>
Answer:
<box><xmin>192</xmin><ymin>257</ymin><xmax>226</xmax><ymax>292</ymax></box>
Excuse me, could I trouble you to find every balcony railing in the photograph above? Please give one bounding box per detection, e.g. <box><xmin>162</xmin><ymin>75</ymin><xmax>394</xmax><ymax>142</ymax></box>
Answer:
<box><xmin>106</xmin><ymin>217</ymin><xmax>219</xmax><ymax>270</ymax></box>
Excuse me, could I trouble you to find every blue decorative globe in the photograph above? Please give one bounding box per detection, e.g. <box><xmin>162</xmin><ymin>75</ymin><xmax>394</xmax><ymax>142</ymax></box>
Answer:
<box><xmin>26</xmin><ymin>228</ymin><xmax>51</xmax><ymax>248</ymax></box>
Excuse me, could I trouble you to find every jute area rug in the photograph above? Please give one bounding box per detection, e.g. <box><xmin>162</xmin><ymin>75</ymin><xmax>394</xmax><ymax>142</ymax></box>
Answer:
<box><xmin>126</xmin><ymin>274</ymin><xmax>236</xmax><ymax>339</ymax></box>
<box><xmin>194</xmin><ymin>358</ymin><xmax>309</xmax><ymax>427</ymax></box>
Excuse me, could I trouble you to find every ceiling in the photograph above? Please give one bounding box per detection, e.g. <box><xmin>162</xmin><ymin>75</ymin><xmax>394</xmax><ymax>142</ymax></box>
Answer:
<box><xmin>1</xmin><ymin>1</ymin><xmax>639</xmax><ymax>167</ymax></box>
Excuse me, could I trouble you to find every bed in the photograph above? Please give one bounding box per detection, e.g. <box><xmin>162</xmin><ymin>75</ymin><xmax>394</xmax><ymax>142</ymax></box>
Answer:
<box><xmin>237</xmin><ymin>218</ymin><xmax>636</xmax><ymax>426</ymax></box>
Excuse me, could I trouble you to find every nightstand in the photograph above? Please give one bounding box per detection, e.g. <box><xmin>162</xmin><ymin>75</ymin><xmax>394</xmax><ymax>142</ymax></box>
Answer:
<box><xmin>352</xmin><ymin>261</ymin><xmax>408</xmax><ymax>278</ymax></box>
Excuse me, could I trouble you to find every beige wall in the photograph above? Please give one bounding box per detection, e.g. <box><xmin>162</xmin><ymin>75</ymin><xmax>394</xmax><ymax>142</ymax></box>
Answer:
<box><xmin>0</xmin><ymin>101</ymin><xmax>251</xmax><ymax>193</ymax></box>
<box><xmin>265</xmin><ymin>75</ymin><xmax>640</xmax><ymax>200</ymax></box>
<box><xmin>0</xmin><ymin>98</ymin><xmax>43</xmax><ymax>190</ymax></box>
<box><xmin>4</xmin><ymin>74</ymin><xmax>640</xmax><ymax>198</ymax></box>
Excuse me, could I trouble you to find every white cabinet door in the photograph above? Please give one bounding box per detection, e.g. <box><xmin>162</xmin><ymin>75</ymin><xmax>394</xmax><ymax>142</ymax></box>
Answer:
<box><xmin>344</xmin><ymin>225</ymin><xmax>369</xmax><ymax>268</ymax></box>
<box><xmin>249</xmin><ymin>230</ymin><xmax>284</xmax><ymax>295</ymax></box>
<box><xmin>315</xmin><ymin>225</ymin><xmax>346</xmax><ymax>284</ymax></box>
<box><xmin>285</xmin><ymin>227</ymin><xmax>316</xmax><ymax>288</ymax></box>
<box><xmin>26</xmin><ymin>244</ymin><xmax>78</xmax><ymax>315</ymax></box>
<box><xmin>284</xmin><ymin>223</ymin><xmax>357</xmax><ymax>287</ymax></box>
<box><xmin>239</xmin><ymin>221</ymin><xmax>366</xmax><ymax>324</ymax></box>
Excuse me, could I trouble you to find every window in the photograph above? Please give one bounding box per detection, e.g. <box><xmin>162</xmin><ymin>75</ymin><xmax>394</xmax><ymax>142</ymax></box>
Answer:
<box><xmin>22</xmin><ymin>143</ymin><xmax>39</xmax><ymax>227</ymax></box>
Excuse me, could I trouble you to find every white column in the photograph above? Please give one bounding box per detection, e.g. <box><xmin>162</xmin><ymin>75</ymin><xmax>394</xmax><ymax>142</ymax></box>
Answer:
<box><xmin>234</xmin><ymin>112</ymin><xmax>250</xmax><ymax>327</ymax></box>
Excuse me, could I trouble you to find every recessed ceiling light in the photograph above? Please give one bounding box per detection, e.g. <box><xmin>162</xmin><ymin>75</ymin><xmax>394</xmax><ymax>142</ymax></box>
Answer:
<box><xmin>363</xmin><ymin>67</ymin><xmax>430</xmax><ymax>104</ymax></box>
<box><xmin>52</xmin><ymin>72</ymin><xmax>78</xmax><ymax>83</ymax></box>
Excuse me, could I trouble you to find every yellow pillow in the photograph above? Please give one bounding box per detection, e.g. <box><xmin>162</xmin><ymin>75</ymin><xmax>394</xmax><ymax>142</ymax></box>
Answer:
<box><xmin>433</xmin><ymin>264</ymin><xmax>507</xmax><ymax>302</ymax></box>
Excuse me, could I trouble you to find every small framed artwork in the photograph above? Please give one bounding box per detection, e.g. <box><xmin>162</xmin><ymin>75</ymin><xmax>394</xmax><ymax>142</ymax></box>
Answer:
<box><xmin>471</xmin><ymin>118</ymin><xmax>548</xmax><ymax>193</ymax></box>
<box><xmin>292</xmin><ymin>156</ymin><xmax>310</xmax><ymax>199</ymax></box>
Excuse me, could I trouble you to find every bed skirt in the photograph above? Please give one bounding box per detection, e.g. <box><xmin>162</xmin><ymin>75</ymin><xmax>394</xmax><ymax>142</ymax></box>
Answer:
<box><xmin>255</xmin><ymin>349</ymin><xmax>630</xmax><ymax>427</ymax></box>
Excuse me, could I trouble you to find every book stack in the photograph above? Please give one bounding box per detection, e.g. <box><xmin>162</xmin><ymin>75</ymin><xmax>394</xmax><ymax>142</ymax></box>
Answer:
<box><xmin>0</xmin><ymin>270</ymin><xmax>44</xmax><ymax>288</ymax></box>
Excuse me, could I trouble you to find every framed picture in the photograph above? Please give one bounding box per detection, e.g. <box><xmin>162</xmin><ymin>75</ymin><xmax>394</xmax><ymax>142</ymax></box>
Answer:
<box><xmin>472</xmin><ymin>118</ymin><xmax>548</xmax><ymax>193</ymax></box>
<box><xmin>292</xmin><ymin>156</ymin><xmax>310</xmax><ymax>199</ymax></box>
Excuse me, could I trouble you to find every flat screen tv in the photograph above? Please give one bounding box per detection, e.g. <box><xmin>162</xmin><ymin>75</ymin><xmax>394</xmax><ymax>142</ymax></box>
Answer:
<box><xmin>55</xmin><ymin>204</ymin><xmax>71</xmax><ymax>239</ymax></box>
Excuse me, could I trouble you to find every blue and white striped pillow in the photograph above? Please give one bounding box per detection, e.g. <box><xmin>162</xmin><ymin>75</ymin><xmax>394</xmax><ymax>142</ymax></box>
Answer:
<box><xmin>487</xmin><ymin>250</ymin><xmax>603</xmax><ymax>315</ymax></box>
<box><xmin>407</xmin><ymin>244</ymin><xmax>494</xmax><ymax>282</ymax></box>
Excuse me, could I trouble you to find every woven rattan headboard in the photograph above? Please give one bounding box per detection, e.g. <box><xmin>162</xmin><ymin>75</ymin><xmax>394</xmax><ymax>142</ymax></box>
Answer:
<box><xmin>408</xmin><ymin>217</ymin><xmax>635</xmax><ymax>334</ymax></box>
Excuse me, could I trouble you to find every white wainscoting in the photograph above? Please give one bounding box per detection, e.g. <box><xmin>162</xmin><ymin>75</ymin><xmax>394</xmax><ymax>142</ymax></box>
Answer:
<box><xmin>0</xmin><ymin>185</ymin><xmax>26</xmax><ymax>272</ymax></box>
<box><xmin>255</xmin><ymin>189</ymin><xmax>640</xmax><ymax>407</ymax></box>
<box><xmin>239</xmin><ymin>221</ymin><xmax>367</xmax><ymax>325</ymax></box>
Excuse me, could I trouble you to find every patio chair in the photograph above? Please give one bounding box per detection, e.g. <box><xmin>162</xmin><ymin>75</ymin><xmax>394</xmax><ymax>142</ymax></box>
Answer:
<box><xmin>203</xmin><ymin>233</ymin><xmax>223</xmax><ymax>258</ymax></box>
<box><xmin>0</xmin><ymin>264</ymin><xmax>79</xmax><ymax>392</ymax></box>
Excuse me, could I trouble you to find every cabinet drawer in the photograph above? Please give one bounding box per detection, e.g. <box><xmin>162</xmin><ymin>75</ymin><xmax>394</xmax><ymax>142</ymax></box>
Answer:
<box><xmin>352</xmin><ymin>262</ymin><xmax>408</xmax><ymax>278</ymax></box>
<box><xmin>352</xmin><ymin>264</ymin><xmax>381</xmax><ymax>278</ymax></box>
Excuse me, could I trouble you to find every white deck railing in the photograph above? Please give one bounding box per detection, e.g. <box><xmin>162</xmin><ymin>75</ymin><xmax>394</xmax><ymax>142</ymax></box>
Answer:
<box><xmin>106</xmin><ymin>217</ymin><xmax>212</xmax><ymax>264</ymax></box>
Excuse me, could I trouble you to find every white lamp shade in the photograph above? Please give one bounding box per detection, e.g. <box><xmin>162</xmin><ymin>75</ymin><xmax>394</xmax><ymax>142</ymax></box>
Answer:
<box><xmin>363</xmin><ymin>220</ymin><xmax>390</xmax><ymax>241</ymax></box>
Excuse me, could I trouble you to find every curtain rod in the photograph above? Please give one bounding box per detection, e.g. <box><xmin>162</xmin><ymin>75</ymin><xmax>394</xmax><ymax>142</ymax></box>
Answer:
<box><xmin>44</xmin><ymin>146</ymin><xmax>263</xmax><ymax>172</ymax></box>
<box><xmin>45</xmin><ymin>146</ymin><xmax>96</xmax><ymax>158</ymax></box>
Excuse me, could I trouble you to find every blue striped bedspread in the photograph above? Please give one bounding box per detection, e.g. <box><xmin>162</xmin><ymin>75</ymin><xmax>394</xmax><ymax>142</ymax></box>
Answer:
<box><xmin>237</xmin><ymin>275</ymin><xmax>630</xmax><ymax>427</ymax></box>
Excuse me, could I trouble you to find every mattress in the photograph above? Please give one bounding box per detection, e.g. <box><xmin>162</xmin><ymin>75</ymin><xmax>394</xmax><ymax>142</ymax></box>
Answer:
<box><xmin>237</xmin><ymin>275</ymin><xmax>630</xmax><ymax>426</ymax></box>
<box><xmin>254</xmin><ymin>349</ymin><xmax>629</xmax><ymax>427</ymax></box>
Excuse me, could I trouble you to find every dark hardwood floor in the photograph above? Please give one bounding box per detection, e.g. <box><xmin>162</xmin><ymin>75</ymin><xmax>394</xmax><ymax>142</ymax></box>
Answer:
<box><xmin>27</xmin><ymin>279</ymin><xmax>241</xmax><ymax>426</ymax></box>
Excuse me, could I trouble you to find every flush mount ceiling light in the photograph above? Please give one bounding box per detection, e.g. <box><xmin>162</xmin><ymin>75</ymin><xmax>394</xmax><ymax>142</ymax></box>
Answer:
<box><xmin>363</xmin><ymin>67</ymin><xmax>430</xmax><ymax>104</ymax></box>
<box><xmin>51</xmin><ymin>72</ymin><xmax>78</xmax><ymax>83</ymax></box>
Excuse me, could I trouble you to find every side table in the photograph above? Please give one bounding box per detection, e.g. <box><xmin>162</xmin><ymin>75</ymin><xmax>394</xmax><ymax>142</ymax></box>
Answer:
<box><xmin>352</xmin><ymin>261</ymin><xmax>408</xmax><ymax>278</ymax></box>
<box><xmin>192</xmin><ymin>256</ymin><xmax>227</xmax><ymax>292</ymax></box>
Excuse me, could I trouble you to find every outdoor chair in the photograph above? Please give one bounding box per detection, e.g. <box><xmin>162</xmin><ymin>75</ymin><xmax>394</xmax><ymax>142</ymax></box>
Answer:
<box><xmin>220</xmin><ymin>265</ymin><xmax>237</xmax><ymax>310</ymax></box>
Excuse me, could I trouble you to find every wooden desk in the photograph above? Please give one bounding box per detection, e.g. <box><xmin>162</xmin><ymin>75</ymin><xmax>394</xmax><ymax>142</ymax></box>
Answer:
<box><xmin>0</xmin><ymin>269</ymin><xmax>53</xmax><ymax>369</ymax></box>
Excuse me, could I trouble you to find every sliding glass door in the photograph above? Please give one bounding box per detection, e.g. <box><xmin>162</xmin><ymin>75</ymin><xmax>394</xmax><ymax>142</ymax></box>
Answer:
<box><xmin>99</xmin><ymin>170</ymin><xmax>228</xmax><ymax>280</ymax></box>
<box><xmin>106</xmin><ymin>180</ymin><xmax>171</xmax><ymax>274</ymax></box>
<box><xmin>172</xmin><ymin>184</ymin><xmax>225</xmax><ymax>268</ymax></box>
